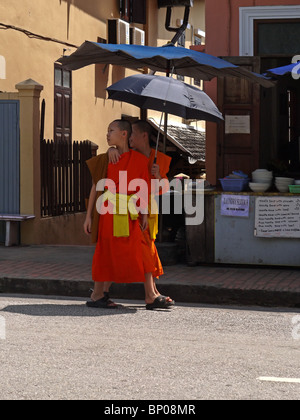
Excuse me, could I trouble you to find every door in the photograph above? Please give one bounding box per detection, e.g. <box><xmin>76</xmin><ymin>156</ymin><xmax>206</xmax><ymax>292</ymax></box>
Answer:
<box><xmin>0</xmin><ymin>100</ymin><xmax>20</xmax><ymax>243</ymax></box>
<box><xmin>217</xmin><ymin>56</ymin><xmax>261</xmax><ymax>179</ymax></box>
<box><xmin>54</xmin><ymin>64</ymin><xmax>72</xmax><ymax>142</ymax></box>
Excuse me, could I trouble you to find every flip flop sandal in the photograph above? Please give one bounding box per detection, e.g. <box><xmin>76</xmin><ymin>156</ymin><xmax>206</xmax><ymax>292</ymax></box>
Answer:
<box><xmin>89</xmin><ymin>288</ymin><xmax>110</xmax><ymax>299</ymax></box>
<box><xmin>88</xmin><ymin>289</ymin><xmax>113</xmax><ymax>302</ymax></box>
<box><xmin>160</xmin><ymin>295</ymin><xmax>175</xmax><ymax>306</ymax></box>
<box><xmin>146</xmin><ymin>296</ymin><xmax>173</xmax><ymax>310</ymax></box>
<box><xmin>86</xmin><ymin>297</ymin><xmax>118</xmax><ymax>309</ymax></box>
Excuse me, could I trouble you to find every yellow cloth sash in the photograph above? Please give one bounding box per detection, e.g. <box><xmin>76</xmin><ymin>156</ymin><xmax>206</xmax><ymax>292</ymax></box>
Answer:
<box><xmin>102</xmin><ymin>191</ymin><xmax>139</xmax><ymax>237</ymax></box>
<box><xmin>148</xmin><ymin>195</ymin><xmax>159</xmax><ymax>240</ymax></box>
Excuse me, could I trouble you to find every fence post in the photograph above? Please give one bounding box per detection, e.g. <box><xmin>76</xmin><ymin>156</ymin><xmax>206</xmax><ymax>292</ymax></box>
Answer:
<box><xmin>15</xmin><ymin>79</ymin><xmax>43</xmax><ymax>242</ymax></box>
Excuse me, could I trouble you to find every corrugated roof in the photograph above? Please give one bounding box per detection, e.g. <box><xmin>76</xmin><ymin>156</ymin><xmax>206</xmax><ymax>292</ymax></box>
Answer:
<box><xmin>148</xmin><ymin>120</ymin><xmax>206</xmax><ymax>162</ymax></box>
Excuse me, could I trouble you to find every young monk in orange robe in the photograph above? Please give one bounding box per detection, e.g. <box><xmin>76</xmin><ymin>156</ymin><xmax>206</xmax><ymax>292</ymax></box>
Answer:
<box><xmin>108</xmin><ymin>120</ymin><xmax>174</xmax><ymax>306</ymax></box>
<box><xmin>130</xmin><ymin>121</ymin><xmax>171</xmax><ymax>280</ymax></box>
<box><xmin>84</xmin><ymin>120</ymin><xmax>171</xmax><ymax>309</ymax></box>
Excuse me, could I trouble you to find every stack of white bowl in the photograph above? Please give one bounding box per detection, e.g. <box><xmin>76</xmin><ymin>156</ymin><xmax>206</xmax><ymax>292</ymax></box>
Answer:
<box><xmin>249</xmin><ymin>169</ymin><xmax>273</xmax><ymax>192</ymax></box>
<box><xmin>275</xmin><ymin>177</ymin><xmax>294</xmax><ymax>192</ymax></box>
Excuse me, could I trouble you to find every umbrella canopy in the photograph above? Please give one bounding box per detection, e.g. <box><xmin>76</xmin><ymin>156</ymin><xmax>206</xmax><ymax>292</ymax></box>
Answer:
<box><xmin>58</xmin><ymin>41</ymin><xmax>274</xmax><ymax>88</ymax></box>
<box><xmin>106</xmin><ymin>73</ymin><xmax>224</xmax><ymax>123</ymax></box>
<box><xmin>264</xmin><ymin>62</ymin><xmax>300</xmax><ymax>78</ymax></box>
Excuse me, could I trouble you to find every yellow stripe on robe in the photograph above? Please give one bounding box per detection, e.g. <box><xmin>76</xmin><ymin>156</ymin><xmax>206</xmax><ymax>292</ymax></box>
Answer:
<box><xmin>102</xmin><ymin>191</ymin><xmax>139</xmax><ymax>237</ymax></box>
<box><xmin>148</xmin><ymin>195</ymin><xmax>159</xmax><ymax>240</ymax></box>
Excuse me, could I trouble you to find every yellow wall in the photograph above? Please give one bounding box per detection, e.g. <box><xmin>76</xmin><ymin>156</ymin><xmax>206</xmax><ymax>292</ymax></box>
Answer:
<box><xmin>0</xmin><ymin>0</ymin><xmax>135</xmax><ymax>152</ymax></box>
<box><xmin>0</xmin><ymin>0</ymin><xmax>206</xmax><ymax>245</ymax></box>
<box><xmin>0</xmin><ymin>0</ymin><xmax>205</xmax><ymax>153</ymax></box>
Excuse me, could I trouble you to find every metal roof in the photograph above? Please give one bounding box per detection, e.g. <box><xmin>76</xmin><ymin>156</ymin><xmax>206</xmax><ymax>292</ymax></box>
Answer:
<box><xmin>148</xmin><ymin>119</ymin><xmax>206</xmax><ymax>162</ymax></box>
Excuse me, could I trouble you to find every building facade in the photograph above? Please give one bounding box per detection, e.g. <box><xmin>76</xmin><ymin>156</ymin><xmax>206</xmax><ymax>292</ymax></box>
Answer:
<box><xmin>204</xmin><ymin>0</ymin><xmax>300</xmax><ymax>185</ymax></box>
<box><xmin>0</xmin><ymin>0</ymin><xmax>205</xmax><ymax>151</ymax></box>
<box><xmin>0</xmin><ymin>0</ymin><xmax>206</xmax><ymax>245</ymax></box>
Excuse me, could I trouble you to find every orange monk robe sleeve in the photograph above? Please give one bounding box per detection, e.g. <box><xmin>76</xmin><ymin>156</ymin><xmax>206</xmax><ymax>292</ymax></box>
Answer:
<box><xmin>149</xmin><ymin>149</ymin><xmax>172</xmax><ymax>196</ymax></box>
<box><xmin>85</xmin><ymin>153</ymin><xmax>109</xmax><ymax>243</ymax></box>
<box><xmin>86</xmin><ymin>153</ymin><xmax>109</xmax><ymax>186</ymax></box>
<box><xmin>133</xmin><ymin>152</ymin><xmax>151</xmax><ymax>213</ymax></box>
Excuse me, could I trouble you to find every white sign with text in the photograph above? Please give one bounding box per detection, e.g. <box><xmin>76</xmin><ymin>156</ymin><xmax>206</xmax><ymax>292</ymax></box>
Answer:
<box><xmin>255</xmin><ymin>196</ymin><xmax>300</xmax><ymax>238</ymax></box>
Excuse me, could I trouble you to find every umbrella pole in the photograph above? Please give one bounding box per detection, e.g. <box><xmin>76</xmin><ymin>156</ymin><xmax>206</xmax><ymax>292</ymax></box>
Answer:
<box><xmin>158</xmin><ymin>66</ymin><xmax>171</xmax><ymax>243</ymax></box>
<box><xmin>154</xmin><ymin>112</ymin><xmax>168</xmax><ymax>162</ymax></box>
<box><xmin>155</xmin><ymin>65</ymin><xmax>173</xmax><ymax>162</ymax></box>
<box><xmin>163</xmin><ymin>65</ymin><xmax>172</xmax><ymax>156</ymax></box>
<box><xmin>157</xmin><ymin>112</ymin><xmax>168</xmax><ymax>243</ymax></box>
<box><xmin>154</xmin><ymin>112</ymin><xmax>164</xmax><ymax>163</ymax></box>
<box><xmin>163</xmin><ymin>112</ymin><xmax>168</xmax><ymax>155</ymax></box>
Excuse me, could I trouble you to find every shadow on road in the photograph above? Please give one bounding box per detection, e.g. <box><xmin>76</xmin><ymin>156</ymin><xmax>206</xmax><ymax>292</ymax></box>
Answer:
<box><xmin>0</xmin><ymin>303</ymin><xmax>138</xmax><ymax>317</ymax></box>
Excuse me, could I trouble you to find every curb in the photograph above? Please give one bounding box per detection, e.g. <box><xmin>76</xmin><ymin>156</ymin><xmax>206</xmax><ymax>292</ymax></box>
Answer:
<box><xmin>1</xmin><ymin>277</ymin><xmax>299</xmax><ymax>308</ymax></box>
<box><xmin>0</xmin><ymin>278</ymin><xmax>93</xmax><ymax>298</ymax></box>
<box><xmin>113</xmin><ymin>282</ymin><xmax>300</xmax><ymax>308</ymax></box>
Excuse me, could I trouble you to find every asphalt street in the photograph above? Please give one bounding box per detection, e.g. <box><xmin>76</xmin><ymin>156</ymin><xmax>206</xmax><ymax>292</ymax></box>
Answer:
<box><xmin>0</xmin><ymin>294</ymin><xmax>299</xmax><ymax>401</ymax></box>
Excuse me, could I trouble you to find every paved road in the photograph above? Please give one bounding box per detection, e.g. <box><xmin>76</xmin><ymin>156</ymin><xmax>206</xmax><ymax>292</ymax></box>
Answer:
<box><xmin>0</xmin><ymin>294</ymin><xmax>299</xmax><ymax>400</ymax></box>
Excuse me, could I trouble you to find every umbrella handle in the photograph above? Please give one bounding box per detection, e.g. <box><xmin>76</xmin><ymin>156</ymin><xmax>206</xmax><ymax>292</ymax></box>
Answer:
<box><xmin>154</xmin><ymin>111</ymin><xmax>164</xmax><ymax>164</ymax></box>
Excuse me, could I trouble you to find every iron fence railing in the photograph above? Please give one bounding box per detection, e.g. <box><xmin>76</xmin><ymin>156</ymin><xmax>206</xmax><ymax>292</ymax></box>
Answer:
<box><xmin>40</xmin><ymin>139</ymin><xmax>92</xmax><ymax>217</ymax></box>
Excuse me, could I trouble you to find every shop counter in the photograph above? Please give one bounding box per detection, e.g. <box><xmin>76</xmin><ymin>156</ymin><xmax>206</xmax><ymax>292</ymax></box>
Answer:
<box><xmin>185</xmin><ymin>190</ymin><xmax>300</xmax><ymax>267</ymax></box>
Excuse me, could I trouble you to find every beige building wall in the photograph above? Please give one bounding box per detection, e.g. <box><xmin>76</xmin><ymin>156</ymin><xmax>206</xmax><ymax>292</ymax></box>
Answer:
<box><xmin>0</xmin><ymin>0</ymin><xmax>205</xmax><ymax>151</ymax></box>
<box><xmin>0</xmin><ymin>0</ymin><xmax>206</xmax><ymax>245</ymax></box>
<box><xmin>0</xmin><ymin>0</ymin><xmax>140</xmax><ymax>152</ymax></box>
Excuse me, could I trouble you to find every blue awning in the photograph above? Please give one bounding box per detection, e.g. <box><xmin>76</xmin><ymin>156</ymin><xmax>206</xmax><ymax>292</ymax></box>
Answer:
<box><xmin>264</xmin><ymin>62</ymin><xmax>300</xmax><ymax>78</ymax></box>
<box><xmin>58</xmin><ymin>41</ymin><xmax>274</xmax><ymax>88</ymax></box>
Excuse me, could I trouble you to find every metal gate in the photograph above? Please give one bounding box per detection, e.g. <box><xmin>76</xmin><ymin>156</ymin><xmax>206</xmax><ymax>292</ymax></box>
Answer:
<box><xmin>0</xmin><ymin>100</ymin><xmax>20</xmax><ymax>243</ymax></box>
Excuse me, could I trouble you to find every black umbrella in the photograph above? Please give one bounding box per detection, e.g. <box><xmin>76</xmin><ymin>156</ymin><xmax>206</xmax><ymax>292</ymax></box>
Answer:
<box><xmin>107</xmin><ymin>73</ymin><xmax>223</xmax><ymax>123</ymax></box>
<box><xmin>106</xmin><ymin>73</ymin><xmax>223</xmax><ymax>160</ymax></box>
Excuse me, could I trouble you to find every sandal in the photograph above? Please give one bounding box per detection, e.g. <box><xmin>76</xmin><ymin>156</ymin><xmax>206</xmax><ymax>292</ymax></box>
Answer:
<box><xmin>89</xmin><ymin>289</ymin><xmax>110</xmax><ymax>299</ymax></box>
<box><xmin>161</xmin><ymin>295</ymin><xmax>175</xmax><ymax>306</ymax></box>
<box><xmin>146</xmin><ymin>296</ymin><xmax>173</xmax><ymax>310</ymax></box>
<box><xmin>86</xmin><ymin>296</ymin><xmax>118</xmax><ymax>309</ymax></box>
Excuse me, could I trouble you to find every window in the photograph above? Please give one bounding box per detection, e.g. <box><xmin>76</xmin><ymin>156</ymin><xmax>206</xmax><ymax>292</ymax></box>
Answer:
<box><xmin>193</xmin><ymin>36</ymin><xmax>202</xmax><ymax>87</ymax></box>
<box><xmin>55</xmin><ymin>67</ymin><xmax>71</xmax><ymax>89</ymax></box>
<box><xmin>120</xmin><ymin>0</ymin><xmax>146</xmax><ymax>24</ymax></box>
<box><xmin>176</xmin><ymin>32</ymin><xmax>185</xmax><ymax>82</ymax></box>
<box><xmin>239</xmin><ymin>5</ymin><xmax>300</xmax><ymax>56</ymax></box>
<box><xmin>254</xmin><ymin>19</ymin><xmax>300</xmax><ymax>56</ymax></box>
<box><xmin>54</xmin><ymin>64</ymin><xmax>72</xmax><ymax>142</ymax></box>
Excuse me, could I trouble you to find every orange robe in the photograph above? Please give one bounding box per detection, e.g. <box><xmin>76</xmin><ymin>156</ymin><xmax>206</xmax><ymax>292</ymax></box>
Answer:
<box><xmin>91</xmin><ymin>150</ymin><xmax>154</xmax><ymax>283</ymax></box>
<box><xmin>142</xmin><ymin>149</ymin><xmax>172</xmax><ymax>278</ymax></box>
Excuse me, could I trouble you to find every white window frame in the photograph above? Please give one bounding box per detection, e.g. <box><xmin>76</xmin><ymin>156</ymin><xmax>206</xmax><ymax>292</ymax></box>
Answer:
<box><xmin>239</xmin><ymin>5</ymin><xmax>300</xmax><ymax>56</ymax></box>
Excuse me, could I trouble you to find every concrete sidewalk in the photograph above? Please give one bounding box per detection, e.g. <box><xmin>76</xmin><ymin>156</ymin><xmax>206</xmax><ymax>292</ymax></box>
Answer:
<box><xmin>0</xmin><ymin>245</ymin><xmax>299</xmax><ymax>308</ymax></box>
